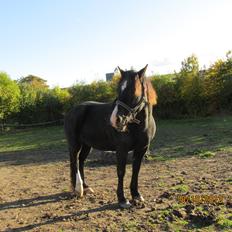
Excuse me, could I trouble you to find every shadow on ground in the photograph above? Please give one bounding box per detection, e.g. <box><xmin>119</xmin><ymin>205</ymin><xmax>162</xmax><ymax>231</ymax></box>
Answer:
<box><xmin>0</xmin><ymin>149</ymin><xmax>68</xmax><ymax>166</ymax></box>
<box><xmin>0</xmin><ymin>149</ymin><xmax>119</xmax><ymax>167</ymax></box>
<box><xmin>2</xmin><ymin>192</ymin><xmax>119</xmax><ymax>232</ymax></box>
<box><xmin>0</xmin><ymin>192</ymin><xmax>71</xmax><ymax>211</ymax></box>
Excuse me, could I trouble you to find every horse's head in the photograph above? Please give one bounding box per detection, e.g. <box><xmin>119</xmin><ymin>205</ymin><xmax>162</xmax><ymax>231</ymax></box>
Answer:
<box><xmin>110</xmin><ymin>65</ymin><xmax>157</xmax><ymax>132</ymax></box>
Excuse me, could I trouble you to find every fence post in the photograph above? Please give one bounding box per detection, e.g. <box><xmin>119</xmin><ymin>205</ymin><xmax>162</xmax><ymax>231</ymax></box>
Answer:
<box><xmin>0</xmin><ymin>121</ymin><xmax>3</xmax><ymax>133</ymax></box>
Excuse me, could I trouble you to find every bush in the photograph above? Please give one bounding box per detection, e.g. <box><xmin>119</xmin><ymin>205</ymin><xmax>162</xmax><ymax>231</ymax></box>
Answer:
<box><xmin>3</xmin><ymin>52</ymin><xmax>232</xmax><ymax>124</ymax></box>
<box><xmin>0</xmin><ymin>72</ymin><xmax>20</xmax><ymax>123</ymax></box>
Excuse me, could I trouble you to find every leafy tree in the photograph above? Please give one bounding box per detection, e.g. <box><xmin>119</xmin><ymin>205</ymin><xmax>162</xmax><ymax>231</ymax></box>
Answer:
<box><xmin>203</xmin><ymin>60</ymin><xmax>225</xmax><ymax>113</ymax></box>
<box><xmin>18</xmin><ymin>75</ymin><xmax>48</xmax><ymax>89</ymax></box>
<box><xmin>0</xmin><ymin>72</ymin><xmax>20</xmax><ymax>126</ymax></box>
<box><xmin>69</xmin><ymin>80</ymin><xmax>116</xmax><ymax>106</ymax></box>
<box><xmin>40</xmin><ymin>87</ymin><xmax>71</xmax><ymax>121</ymax></box>
<box><xmin>203</xmin><ymin>52</ymin><xmax>232</xmax><ymax>113</ymax></box>
<box><xmin>175</xmin><ymin>55</ymin><xmax>205</xmax><ymax>116</ymax></box>
<box><xmin>221</xmin><ymin>53</ymin><xmax>232</xmax><ymax>110</ymax></box>
<box><xmin>16</xmin><ymin>84</ymin><xmax>70</xmax><ymax>123</ymax></box>
<box><xmin>151</xmin><ymin>75</ymin><xmax>180</xmax><ymax>118</ymax></box>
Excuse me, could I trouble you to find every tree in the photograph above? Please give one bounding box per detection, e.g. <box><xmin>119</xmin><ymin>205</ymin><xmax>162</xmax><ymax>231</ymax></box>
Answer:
<box><xmin>18</xmin><ymin>75</ymin><xmax>49</xmax><ymax>89</ymax></box>
<box><xmin>175</xmin><ymin>55</ymin><xmax>205</xmax><ymax>116</ymax></box>
<box><xmin>0</xmin><ymin>72</ymin><xmax>20</xmax><ymax>126</ymax></box>
<box><xmin>69</xmin><ymin>80</ymin><xmax>116</xmax><ymax>106</ymax></box>
<box><xmin>151</xmin><ymin>74</ymin><xmax>180</xmax><ymax>118</ymax></box>
<box><xmin>204</xmin><ymin>52</ymin><xmax>232</xmax><ymax>112</ymax></box>
<box><xmin>40</xmin><ymin>87</ymin><xmax>71</xmax><ymax>121</ymax></box>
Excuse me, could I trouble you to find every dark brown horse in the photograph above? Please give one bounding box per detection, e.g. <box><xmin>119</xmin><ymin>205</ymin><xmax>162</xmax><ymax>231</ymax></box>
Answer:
<box><xmin>64</xmin><ymin>65</ymin><xmax>157</xmax><ymax>208</ymax></box>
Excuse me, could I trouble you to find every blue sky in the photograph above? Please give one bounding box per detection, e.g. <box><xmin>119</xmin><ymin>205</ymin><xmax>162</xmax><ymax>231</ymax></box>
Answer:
<box><xmin>0</xmin><ymin>0</ymin><xmax>231</xmax><ymax>87</ymax></box>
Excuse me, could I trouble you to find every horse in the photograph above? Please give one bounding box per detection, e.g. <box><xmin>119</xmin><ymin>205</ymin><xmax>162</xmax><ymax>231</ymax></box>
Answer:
<box><xmin>64</xmin><ymin>65</ymin><xmax>157</xmax><ymax>208</ymax></box>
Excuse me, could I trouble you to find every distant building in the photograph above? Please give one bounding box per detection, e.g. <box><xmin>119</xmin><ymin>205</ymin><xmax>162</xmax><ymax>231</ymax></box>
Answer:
<box><xmin>106</xmin><ymin>72</ymin><xmax>114</xmax><ymax>81</ymax></box>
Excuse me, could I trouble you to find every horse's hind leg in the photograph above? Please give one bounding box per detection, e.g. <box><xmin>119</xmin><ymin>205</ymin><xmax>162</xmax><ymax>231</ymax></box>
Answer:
<box><xmin>79</xmin><ymin>144</ymin><xmax>94</xmax><ymax>194</ymax></box>
<box><xmin>69</xmin><ymin>144</ymin><xmax>83</xmax><ymax>197</ymax></box>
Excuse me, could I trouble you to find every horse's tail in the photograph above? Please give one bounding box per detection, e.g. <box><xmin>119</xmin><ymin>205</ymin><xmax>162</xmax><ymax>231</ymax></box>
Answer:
<box><xmin>64</xmin><ymin>105</ymin><xmax>87</xmax><ymax>195</ymax></box>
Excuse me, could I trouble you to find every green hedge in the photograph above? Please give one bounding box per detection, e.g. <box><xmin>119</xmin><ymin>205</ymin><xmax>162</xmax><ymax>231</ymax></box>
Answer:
<box><xmin>1</xmin><ymin>53</ymin><xmax>232</xmax><ymax>124</ymax></box>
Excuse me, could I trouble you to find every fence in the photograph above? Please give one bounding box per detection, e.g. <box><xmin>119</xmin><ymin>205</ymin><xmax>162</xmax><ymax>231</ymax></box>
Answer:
<box><xmin>1</xmin><ymin>119</ymin><xmax>64</xmax><ymax>132</ymax></box>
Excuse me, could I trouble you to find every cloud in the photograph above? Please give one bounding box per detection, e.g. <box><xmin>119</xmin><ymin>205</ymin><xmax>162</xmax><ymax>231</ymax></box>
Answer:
<box><xmin>151</xmin><ymin>57</ymin><xmax>173</xmax><ymax>67</ymax></box>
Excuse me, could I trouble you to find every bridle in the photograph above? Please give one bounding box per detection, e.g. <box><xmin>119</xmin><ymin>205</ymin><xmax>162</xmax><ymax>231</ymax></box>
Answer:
<box><xmin>115</xmin><ymin>97</ymin><xmax>147</xmax><ymax>124</ymax></box>
<box><xmin>115</xmin><ymin>79</ymin><xmax>148</xmax><ymax>126</ymax></box>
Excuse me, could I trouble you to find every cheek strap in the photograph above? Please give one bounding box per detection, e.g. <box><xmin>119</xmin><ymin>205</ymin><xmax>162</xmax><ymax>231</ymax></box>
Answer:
<box><xmin>116</xmin><ymin>97</ymin><xmax>147</xmax><ymax>124</ymax></box>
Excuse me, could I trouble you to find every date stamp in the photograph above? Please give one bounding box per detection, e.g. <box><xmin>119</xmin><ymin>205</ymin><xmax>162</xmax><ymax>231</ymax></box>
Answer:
<box><xmin>177</xmin><ymin>194</ymin><xmax>231</xmax><ymax>204</ymax></box>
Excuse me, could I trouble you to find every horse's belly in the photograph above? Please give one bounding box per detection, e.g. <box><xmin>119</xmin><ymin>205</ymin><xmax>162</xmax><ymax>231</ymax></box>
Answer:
<box><xmin>80</xmin><ymin>127</ymin><xmax>116</xmax><ymax>151</ymax></box>
<box><xmin>82</xmin><ymin>138</ymin><xmax>116</xmax><ymax>151</ymax></box>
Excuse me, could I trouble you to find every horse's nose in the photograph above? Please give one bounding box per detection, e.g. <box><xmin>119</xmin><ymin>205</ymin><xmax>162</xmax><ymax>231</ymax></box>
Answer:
<box><xmin>116</xmin><ymin>116</ymin><xmax>123</xmax><ymax>125</ymax></box>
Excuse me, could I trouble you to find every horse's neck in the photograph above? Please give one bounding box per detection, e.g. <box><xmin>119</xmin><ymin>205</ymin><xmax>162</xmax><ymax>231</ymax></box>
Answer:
<box><xmin>137</xmin><ymin>104</ymin><xmax>153</xmax><ymax>125</ymax></box>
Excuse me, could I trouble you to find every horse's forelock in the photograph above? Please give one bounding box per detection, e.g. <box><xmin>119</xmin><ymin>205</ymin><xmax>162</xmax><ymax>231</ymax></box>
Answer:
<box><xmin>135</xmin><ymin>78</ymin><xmax>142</xmax><ymax>97</ymax></box>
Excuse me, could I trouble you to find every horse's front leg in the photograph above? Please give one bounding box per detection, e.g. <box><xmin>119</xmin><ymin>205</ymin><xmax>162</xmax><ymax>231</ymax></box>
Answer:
<box><xmin>130</xmin><ymin>147</ymin><xmax>147</xmax><ymax>202</ymax></box>
<box><xmin>116</xmin><ymin>150</ymin><xmax>130</xmax><ymax>208</ymax></box>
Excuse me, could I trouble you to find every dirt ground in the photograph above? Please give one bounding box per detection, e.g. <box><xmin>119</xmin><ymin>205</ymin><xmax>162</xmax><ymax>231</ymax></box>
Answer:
<box><xmin>0</xmin><ymin>149</ymin><xmax>231</xmax><ymax>232</ymax></box>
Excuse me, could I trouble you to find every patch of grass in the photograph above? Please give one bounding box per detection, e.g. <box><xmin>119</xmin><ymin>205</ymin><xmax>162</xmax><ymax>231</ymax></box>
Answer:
<box><xmin>168</xmin><ymin>219</ymin><xmax>188</xmax><ymax>232</ymax></box>
<box><xmin>157</xmin><ymin>209</ymin><xmax>172</xmax><ymax>222</ymax></box>
<box><xmin>146</xmin><ymin>220</ymin><xmax>159</xmax><ymax>230</ymax></box>
<box><xmin>62</xmin><ymin>187</ymin><xmax>69</xmax><ymax>192</ymax></box>
<box><xmin>172</xmin><ymin>203</ymin><xmax>186</xmax><ymax>210</ymax></box>
<box><xmin>158</xmin><ymin>182</ymin><xmax>165</xmax><ymax>187</ymax></box>
<box><xmin>0</xmin><ymin>126</ymin><xmax>66</xmax><ymax>153</ymax></box>
<box><xmin>122</xmin><ymin>221</ymin><xmax>139</xmax><ymax>231</ymax></box>
<box><xmin>216</xmin><ymin>214</ymin><xmax>232</xmax><ymax>229</ymax></box>
<box><xmin>198</xmin><ymin>151</ymin><xmax>215</xmax><ymax>159</ymax></box>
<box><xmin>152</xmin><ymin>116</ymin><xmax>232</xmax><ymax>159</ymax></box>
<box><xmin>57</xmin><ymin>229</ymin><xmax>65</xmax><ymax>232</ymax></box>
<box><xmin>226</xmin><ymin>177</ymin><xmax>232</xmax><ymax>183</ymax></box>
<box><xmin>145</xmin><ymin>153</ymin><xmax>172</xmax><ymax>161</ymax></box>
<box><xmin>1</xmin><ymin>116</ymin><xmax>232</xmax><ymax>156</ymax></box>
<box><xmin>172</xmin><ymin>184</ymin><xmax>189</xmax><ymax>193</ymax></box>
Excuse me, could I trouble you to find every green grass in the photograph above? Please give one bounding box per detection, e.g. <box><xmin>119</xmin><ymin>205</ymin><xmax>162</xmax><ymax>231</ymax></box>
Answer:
<box><xmin>0</xmin><ymin>116</ymin><xmax>232</xmax><ymax>155</ymax></box>
<box><xmin>216</xmin><ymin>214</ymin><xmax>232</xmax><ymax>229</ymax></box>
<box><xmin>226</xmin><ymin>177</ymin><xmax>232</xmax><ymax>184</ymax></box>
<box><xmin>172</xmin><ymin>184</ymin><xmax>189</xmax><ymax>193</ymax></box>
<box><xmin>0</xmin><ymin>126</ymin><xmax>66</xmax><ymax>153</ymax></box>
<box><xmin>122</xmin><ymin>221</ymin><xmax>139</xmax><ymax>231</ymax></box>
<box><xmin>198</xmin><ymin>151</ymin><xmax>215</xmax><ymax>159</ymax></box>
<box><xmin>151</xmin><ymin>115</ymin><xmax>232</xmax><ymax>160</ymax></box>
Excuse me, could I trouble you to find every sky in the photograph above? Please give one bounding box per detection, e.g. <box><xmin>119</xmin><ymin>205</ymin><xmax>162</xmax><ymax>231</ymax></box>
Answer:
<box><xmin>0</xmin><ymin>0</ymin><xmax>231</xmax><ymax>87</ymax></box>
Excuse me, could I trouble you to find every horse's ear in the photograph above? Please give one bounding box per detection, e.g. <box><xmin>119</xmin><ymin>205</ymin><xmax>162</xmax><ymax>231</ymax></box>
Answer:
<box><xmin>138</xmin><ymin>64</ymin><xmax>148</xmax><ymax>78</ymax></box>
<box><xmin>118</xmin><ymin>66</ymin><xmax>125</xmax><ymax>76</ymax></box>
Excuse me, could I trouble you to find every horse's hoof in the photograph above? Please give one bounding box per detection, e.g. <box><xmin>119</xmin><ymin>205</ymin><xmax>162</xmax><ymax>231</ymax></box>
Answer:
<box><xmin>73</xmin><ymin>187</ymin><xmax>84</xmax><ymax>198</ymax></box>
<box><xmin>133</xmin><ymin>195</ymin><xmax>145</xmax><ymax>202</ymax></box>
<box><xmin>119</xmin><ymin>200</ymin><xmax>132</xmax><ymax>209</ymax></box>
<box><xmin>76</xmin><ymin>191</ymin><xmax>84</xmax><ymax>198</ymax></box>
<box><xmin>71</xmin><ymin>191</ymin><xmax>83</xmax><ymax>198</ymax></box>
<box><xmin>84</xmin><ymin>187</ymin><xmax>94</xmax><ymax>194</ymax></box>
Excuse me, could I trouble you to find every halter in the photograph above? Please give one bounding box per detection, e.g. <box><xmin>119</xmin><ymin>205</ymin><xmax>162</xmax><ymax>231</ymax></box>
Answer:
<box><xmin>115</xmin><ymin>97</ymin><xmax>146</xmax><ymax>124</ymax></box>
<box><xmin>115</xmin><ymin>79</ymin><xmax>147</xmax><ymax>125</ymax></box>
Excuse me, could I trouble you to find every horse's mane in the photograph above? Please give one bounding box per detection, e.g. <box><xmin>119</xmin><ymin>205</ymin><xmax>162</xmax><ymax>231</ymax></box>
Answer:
<box><xmin>145</xmin><ymin>78</ymin><xmax>157</xmax><ymax>106</ymax></box>
<box><xmin>135</xmin><ymin>77</ymin><xmax>157</xmax><ymax>106</ymax></box>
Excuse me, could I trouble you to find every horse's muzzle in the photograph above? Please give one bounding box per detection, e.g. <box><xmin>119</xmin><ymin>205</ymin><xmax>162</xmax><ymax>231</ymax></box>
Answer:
<box><xmin>115</xmin><ymin>116</ymin><xmax>128</xmax><ymax>132</ymax></box>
